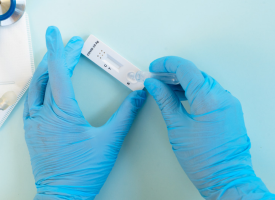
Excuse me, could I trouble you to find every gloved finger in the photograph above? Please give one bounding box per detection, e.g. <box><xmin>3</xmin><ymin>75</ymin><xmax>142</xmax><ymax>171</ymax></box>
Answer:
<box><xmin>43</xmin><ymin>35</ymin><xmax>84</xmax><ymax>107</ymax></box>
<box><xmin>144</xmin><ymin>78</ymin><xmax>190</xmax><ymax>127</ymax></box>
<box><xmin>106</xmin><ymin>90</ymin><xmax>146</xmax><ymax>139</ymax></box>
<box><xmin>149</xmin><ymin>57</ymin><xmax>203</xmax><ymax>102</ymax></box>
<box><xmin>27</xmin><ymin>54</ymin><xmax>49</xmax><ymax>115</ymax></box>
<box><xmin>27</xmin><ymin>37</ymin><xmax>83</xmax><ymax>115</ymax></box>
<box><xmin>149</xmin><ymin>56</ymin><xmax>204</xmax><ymax>94</ymax></box>
<box><xmin>65</xmin><ymin>36</ymin><xmax>84</xmax><ymax>77</ymax></box>
<box><xmin>149</xmin><ymin>57</ymin><xmax>227</xmax><ymax>114</ymax></box>
<box><xmin>147</xmin><ymin>58</ymin><xmax>188</xmax><ymax>101</ymax></box>
<box><xmin>46</xmin><ymin>26</ymin><xmax>80</xmax><ymax>113</ymax></box>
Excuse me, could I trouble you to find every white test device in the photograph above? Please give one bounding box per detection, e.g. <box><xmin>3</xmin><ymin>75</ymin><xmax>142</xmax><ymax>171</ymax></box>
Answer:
<box><xmin>81</xmin><ymin>35</ymin><xmax>144</xmax><ymax>91</ymax></box>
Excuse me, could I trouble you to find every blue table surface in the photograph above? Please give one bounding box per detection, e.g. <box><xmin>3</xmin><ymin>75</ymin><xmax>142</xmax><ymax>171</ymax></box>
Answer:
<box><xmin>0</xmin><ymin>0</ymin><xmax>274</xmax><ymax>199</ymax></box>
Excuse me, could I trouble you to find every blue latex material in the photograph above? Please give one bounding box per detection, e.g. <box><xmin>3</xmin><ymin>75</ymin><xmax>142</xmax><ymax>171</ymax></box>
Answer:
<box><xmin>144</xmin><ymin>56</ymin><xmax>275</xmax><ymax>200</ymax></box>
<box><xmin>23</xmin><ymin>27</ymin><xmax>146</xmax><ymax>200</ymax></box>
<box><xmin>0</xmin><ymin>0</ymin><xmax>16</xmax><ymax>21</ymax></box>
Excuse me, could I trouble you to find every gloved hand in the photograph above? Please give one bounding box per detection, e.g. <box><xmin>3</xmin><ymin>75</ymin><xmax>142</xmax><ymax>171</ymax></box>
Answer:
<box><xmin>23</xmin><ymin>26</ymin><xmax>146</xmax><ymax>200</ymax></box>
<box><xmin>144</xmin><ymin>56</ymin><xmax>275</xmax><ymax>200</ymax></box>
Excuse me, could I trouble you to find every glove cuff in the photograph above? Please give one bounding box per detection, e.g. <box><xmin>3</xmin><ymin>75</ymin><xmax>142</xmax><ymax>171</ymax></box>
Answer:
<box><xmin>35</xmin><ymin>186</ymin><xmax>96</xmax><ymax>200</ymax></box>
<box><xmin>34</xmin><ymin>194</ymin><xmax>95</xmax><ymax>200</ymax></box>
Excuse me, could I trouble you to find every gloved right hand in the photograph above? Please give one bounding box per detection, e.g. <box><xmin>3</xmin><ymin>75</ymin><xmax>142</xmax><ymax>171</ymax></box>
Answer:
<box><xmin>144</xmin><ymin>56</ymin><xmax>275</xmax><ymax>199</ymax></box>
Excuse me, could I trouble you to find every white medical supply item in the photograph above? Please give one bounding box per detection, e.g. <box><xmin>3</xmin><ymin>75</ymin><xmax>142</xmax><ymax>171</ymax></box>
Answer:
<box><xmin>82</xmin><ymin>35</ymin><xmax>180</xmax><ymax>90</ymax></box>
<box><xmin>0</xmin><ymin>91</ymin><xmax>17</xmax><ymax>110</ymax></box>
<box><xmin>82</xmin><ymin>35</ymin><xmax>144</xmax><ymax>91</ymax></box>
<box><xmin>127</xmin><ymin>71</ymin><xmax>179</xmax><ymax>85</ymax></box>
<box><xmin>0</xmin><ymin>13</ymin><xmax>34</xmax><ymax>127</ymax></box>
<box><xmin>0</xmin><ymin>0</ymin><xmax>26</xmax><ymax>26</ymax></box>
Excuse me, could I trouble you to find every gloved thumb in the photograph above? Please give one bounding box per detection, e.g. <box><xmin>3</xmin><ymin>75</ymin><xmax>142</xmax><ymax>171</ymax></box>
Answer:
<box><xmin>144</xmin><ymin>78</ymin><xmax>188</xmax><ymax>126</ymax></box>
<box><xmin>107</xmin><ymin>90</ymin><xmax>147</xmax><ymax>136</ymax></box>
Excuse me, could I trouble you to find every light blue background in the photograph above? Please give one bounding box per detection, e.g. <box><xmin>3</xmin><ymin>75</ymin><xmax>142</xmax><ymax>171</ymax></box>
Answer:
<box><xmin>0</xmin><ymin>0</ymin><xmax>275</xmax><ymax>199</ymax></box>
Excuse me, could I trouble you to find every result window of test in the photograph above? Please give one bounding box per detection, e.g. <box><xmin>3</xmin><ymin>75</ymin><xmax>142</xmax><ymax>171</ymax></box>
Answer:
<box><xmin>97</xmin><ymin>50</ymin><xmax>123</xmax><ymax>72</ymax></box>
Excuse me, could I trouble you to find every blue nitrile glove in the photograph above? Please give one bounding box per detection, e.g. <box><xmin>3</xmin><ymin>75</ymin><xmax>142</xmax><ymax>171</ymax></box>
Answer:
<box><xmin>144</xmin><ymin>56</ymin><xmax>275</xmax><ymax>200</ymax></box>
<box><xmin>23</xmin><ymin>26</ymin><xmax>146</xmax><ymax>200</ymax></box>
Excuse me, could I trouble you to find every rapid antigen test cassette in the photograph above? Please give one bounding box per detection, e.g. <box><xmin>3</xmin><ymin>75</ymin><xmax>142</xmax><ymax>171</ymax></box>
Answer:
<box><xmin>81</xmin><ymin>35</ymin><xmax>144</xmax><ymax>91</ymax></box>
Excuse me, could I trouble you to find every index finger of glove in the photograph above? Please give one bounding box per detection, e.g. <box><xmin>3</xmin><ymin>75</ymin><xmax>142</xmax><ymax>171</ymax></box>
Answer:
<box><xmin>28</xmin><ymin>36</ymin><xmax>84</xmax><ymax>115</ymax></box>
<box><xmin>46</xmin><ymin>26</ymin><xmax>80</xmax><ymax>114</ymax></box>
<box><xmin>149</xmin><ymin>56</ymin><xmax>205</xmax><ymax>108</ymax></box>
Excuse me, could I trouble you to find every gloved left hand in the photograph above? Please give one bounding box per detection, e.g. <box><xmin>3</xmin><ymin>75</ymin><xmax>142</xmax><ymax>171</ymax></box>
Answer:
<box><xmin>23</xmin><ymin>26</ymin><xmax>146</xmax><ymax>200</ymax></box>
